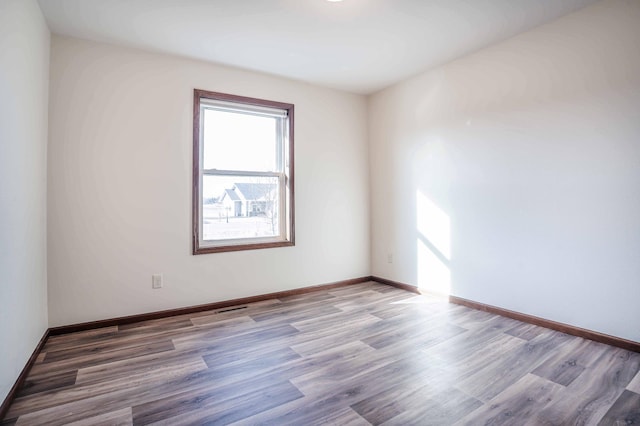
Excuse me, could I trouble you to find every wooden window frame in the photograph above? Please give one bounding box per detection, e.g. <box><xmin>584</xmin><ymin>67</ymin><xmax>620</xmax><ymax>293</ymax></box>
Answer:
<box><xmin>192</xmin><ymin>89</ymin><xmax>295</xmax><ymax>254</ymax></box>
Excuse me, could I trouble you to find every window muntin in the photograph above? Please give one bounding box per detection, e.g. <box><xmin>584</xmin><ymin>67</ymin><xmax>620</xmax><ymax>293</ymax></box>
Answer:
<box><xmin>193</xmin><ymin>90</ymin><xmax>294</xmax><ymax>254</ymax></box>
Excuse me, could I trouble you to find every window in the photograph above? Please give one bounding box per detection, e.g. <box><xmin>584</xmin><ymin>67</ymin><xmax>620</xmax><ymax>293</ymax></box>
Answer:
<box><xmin>193</xmin><ymin>90</ymin><xmax>294</xmax><ymax>254</ymax></box>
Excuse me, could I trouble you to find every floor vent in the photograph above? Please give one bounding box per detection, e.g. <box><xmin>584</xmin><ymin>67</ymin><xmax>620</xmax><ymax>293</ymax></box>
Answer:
<box><xmin>217</xmin><ymin>306</ymin><xmax>248</xmax><ymax>313</ymax></box>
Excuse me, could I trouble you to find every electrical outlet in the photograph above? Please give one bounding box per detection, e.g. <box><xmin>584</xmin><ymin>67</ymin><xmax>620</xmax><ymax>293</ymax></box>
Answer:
<box><xmin>152</xmin><ymin>274</ymin><xmax>163</xmax><ymax>289</ymax></box>
<box><xmin>387</xmin><ymin>253</ymin><xmax>393</xmax><ymax>263</ymax></box>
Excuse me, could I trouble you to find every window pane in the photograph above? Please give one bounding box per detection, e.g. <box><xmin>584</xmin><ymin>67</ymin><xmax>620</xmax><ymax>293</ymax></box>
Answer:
<box><xmin>202</xmin><ymin>175</ymin><xmax>280</xmax><ymax>241</ymax></box>
<box><xmin>203</xmin><ymin>109</ymin><xmax>277</xmax><ymax>172</ymax></box>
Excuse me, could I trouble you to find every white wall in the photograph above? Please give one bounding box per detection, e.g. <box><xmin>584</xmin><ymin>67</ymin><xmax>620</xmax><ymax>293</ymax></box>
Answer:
<box><xmin>0</xmin><ymin>0</ymin><xmax>50</xmax><ymax>403</ymax></box>
<box><xmin>47</xmin><ymin>36</ymin><xmax>370</xmax><ymax>326</ymax></box>
<box><xmin>369</xmin><ymin>0</ymin><xmax>640</xmax><ymax>342</ymax></box>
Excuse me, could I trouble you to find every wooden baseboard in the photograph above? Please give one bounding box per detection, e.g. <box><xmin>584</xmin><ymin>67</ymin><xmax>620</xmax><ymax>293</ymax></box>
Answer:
<box><xmin>370</xmin><ymin>276</ymin><xmax>639</xmax><ymax>353</ymax></box>
<box><xmin>370</xmin><ymin>275</ymin><xmax>422</xmax><ymax>294</ymax></box>
<box><xmin>49</xmin><ymin>276</ymin><xmax>373</xmax><ymax>336</ymax></box>
<box><xmin>370</xmin><ymin>276</ymin><xmax>450</xmax><ymax>300</ymax></box>
<box><xmin>0</xmin><ymin>329</ymin><xmax>49</xmax><ymax>420</ymax></box>
<box><xmin>449</xmin><ymin>295</ymin><xmax>640</xmax><ymax>353</ymax></box>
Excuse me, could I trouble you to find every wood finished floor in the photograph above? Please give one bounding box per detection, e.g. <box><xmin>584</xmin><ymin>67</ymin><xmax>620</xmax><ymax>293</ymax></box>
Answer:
<box><xmin>3</xmin><ymin>282</ymin><xmax>640</xmax><ymax>425</ymax></box>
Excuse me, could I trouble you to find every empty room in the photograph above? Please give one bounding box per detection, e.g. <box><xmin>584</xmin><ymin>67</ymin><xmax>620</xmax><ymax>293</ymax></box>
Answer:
<box><xmin>1</xmin><ymin>0</ymin><xmax>639</xmax><ymax>424</ymax></box>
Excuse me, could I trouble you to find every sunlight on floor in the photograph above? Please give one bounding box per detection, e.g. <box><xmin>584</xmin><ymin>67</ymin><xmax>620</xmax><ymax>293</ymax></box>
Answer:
<box><xmin>391</xmin><ymin>294</ymin><xmax>449</xmax><ymax>305</ymax></box>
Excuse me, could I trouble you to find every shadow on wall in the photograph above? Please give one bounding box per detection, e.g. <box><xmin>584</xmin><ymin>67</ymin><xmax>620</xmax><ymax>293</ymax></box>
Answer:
<box><xmin>416</xmin><ymin>189</ymin><xmax>451</xmax><ymax>296</ymax></box>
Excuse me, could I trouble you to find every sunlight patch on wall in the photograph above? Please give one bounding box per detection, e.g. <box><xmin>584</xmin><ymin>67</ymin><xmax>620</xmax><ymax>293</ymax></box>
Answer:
<box><xmin>416</xmin><ymin>190</ymin><xmax>451</xmax><ymax>295</ymax></box>
<box><xmin>417</xmin><ymin>191</ymin><xmax>450</xmax><ymax>258</ymax></box>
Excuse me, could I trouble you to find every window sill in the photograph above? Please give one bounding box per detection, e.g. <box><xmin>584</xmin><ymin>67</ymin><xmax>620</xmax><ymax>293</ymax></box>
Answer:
<box><xmin>193</xmin><ymin>239</ymin><xmax>294</xmax><ymax>255</ymax></box>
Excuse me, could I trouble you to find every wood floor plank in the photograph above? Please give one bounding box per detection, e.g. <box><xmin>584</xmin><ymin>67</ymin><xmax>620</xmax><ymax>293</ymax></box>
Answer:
<box><xmin>367</xmin><ymin>295</ymin><xmax>453</xmax><ymax>321</ymax></box>
<box><xmin>293</xmin><ymin>342</ymin><xmax>424</xmax><ymax>396</ymax></box>
<box><xmin>75</xmin><ymin>354</ymin><xmax>209</xmax><ymax>386</ymax></box>
<box><xmin>31</xmin><ymin>340</ymin><xmax>175</xmax><ymax>375</ymax></box>
<box><xmin>7</xmin><ymin>357</ymin><xmax>208</xmax><ymax>420</ymax></box>
<box><xmin>597</xmin><ymin>389</ymin><xmax>640</xmax><ymax>426</ymax></box>
<box><xmin>65</xmin><ymin>407</ymin><xmax>133</xmax><ymax>426</ymax></box>
<box><xmin>290</xmin><ymin>341</ymin><xmax>388</xmax><ymax>396</ymax></box>
<box><xmin>15</xmin><ymin>369</ymin><xmax>78</xmax><ymax>398</ymax></box>
<box><xmin>421</xmin><ymin>317</ymin><xmax>526</xmax><ymax>367</ymax></box>
<box><xmin>380</xmin><ymin>387</ymin><xmax>482</xmax><ymax>426</ymax></box>
<box><xmin>171</xmin><ymin>323</ymin><xmax>298</xmax><ymax>352</ymax></box>
<box><xmin>446</xmin><ymin>306</ymin><xmax>499</xmax><ymax>329</ymax></box>
<box><xmin>235</xmin><ymin>358</ymin><xmax>435</xmax><ymax>425</ymax></box>
<box><xmin>362</xmin><ymin>320</ymin><xmax>466</xmax><ymax>350</ymax></box>
<box><xmin>307</xmin><ymin>407</ymin><xmax>372</xmax><ymax>426</ymax></box>
<box><xmin>43</xmin><ymin>326</ymin><xmax>119</xmax><ymax>352</ymax></box>
<box><xmin>454</xmin><ymin>329</ymin><xmax>572</xmax><ymax>401</ymax></box>
<box><xmin>249</xmin><ymin>304</ymin><xmax>343</xmax><ymax>325</ymax></box>
<box><xmin>627</xmin><ymin>370</ymin><xmax>640</xmax><ymax>394</ymax></box>
<box><xmin>203</xmin><ymin>347</ymin><xmax>302</xmax><ymax>378</ymax></box>
<box><xmin>531</xmin><ymin>337</ymin><xmax>609</xmax><ymax>386</ymax></box>
<box><xmin>287</xmin><ymin>314</ymin><xmax>383</xmax><ymax>355</ymax></box>
<box><xmin>504</xmin><ymin>322</ymin><xmax>547</xmax><ymax>341</ymax></box>
<box><xmin>352</xmin><ymin>373</ymin><xmax>481</xmax><ymax>425</ymax></box>
<box><xmin>5</xmin><ymin>282</ymin><xmax>639</xmax><ymax>425</ymax></box>
<box><xmin>117</xmin><ymin>316</ymin><xmax>193</xmax><ymax>332</ymax></box>
<box><xmin>535</xmin><ymin>347</ymin><xmax>640</xmax><ymax>425</ymax></box>
<box><xmin>278</xmin><ymin>291</ymin><xmax>337</xmax><ymax>303</ymax></box>
<box><xmin>34</xmin><ymin>353</ymin><xmax>46</xmax><ymax>364</ymax></box>
<box><xmin>43</xmin><ymin>333</ymin><xmax>178</xmax><ymax>364</ymax></box>
<box><xmin>189</xmin><ymin>312</ymin><xmax>257</xmax><ymax>327</ymax></box>
<box><xmin>141</xmin><ymin>381</ymin><xmax>303</xmax><ymax>425</ymax></box>
<box><xmin>290</xmin><ymin>309</ymin><xmax>382</xmax><ymax>334</ymax></box>
<box><xmin>330</xmin><ymin>289</ymin><xmax>395</xmax><ymax>310</ymax></box>
<box><xmin>13</xmin><ymin>365</ymin><xmax>231</xmax><ymax>424</ymax></box>
<box><xmin>454</xmin><ymin>373</ymin><xmax>565</xmax><ymax>425</ymax></box>
<box><xmin>325</xmin><ymin>282</ymin><xmax>381</xmax><ymax>296</ymax></box>
<box><xmin>41</xmin><ymin>326</ymin><xmax>192</xmax><ymax>361</ymax></box>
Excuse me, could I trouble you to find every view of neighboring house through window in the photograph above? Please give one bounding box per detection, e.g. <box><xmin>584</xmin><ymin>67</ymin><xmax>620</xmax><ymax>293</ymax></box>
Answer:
<box><xmin>193</xmin><ymin>89</ymin><xmax>294</xmax><ymax>254</ymax></box>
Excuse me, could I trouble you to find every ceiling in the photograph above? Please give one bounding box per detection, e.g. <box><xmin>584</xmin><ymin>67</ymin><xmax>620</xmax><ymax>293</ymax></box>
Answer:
<box><xmin>38</xmin><ymin>0</ymin><xmax>597</xmax><ymax>94</ymax></box>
